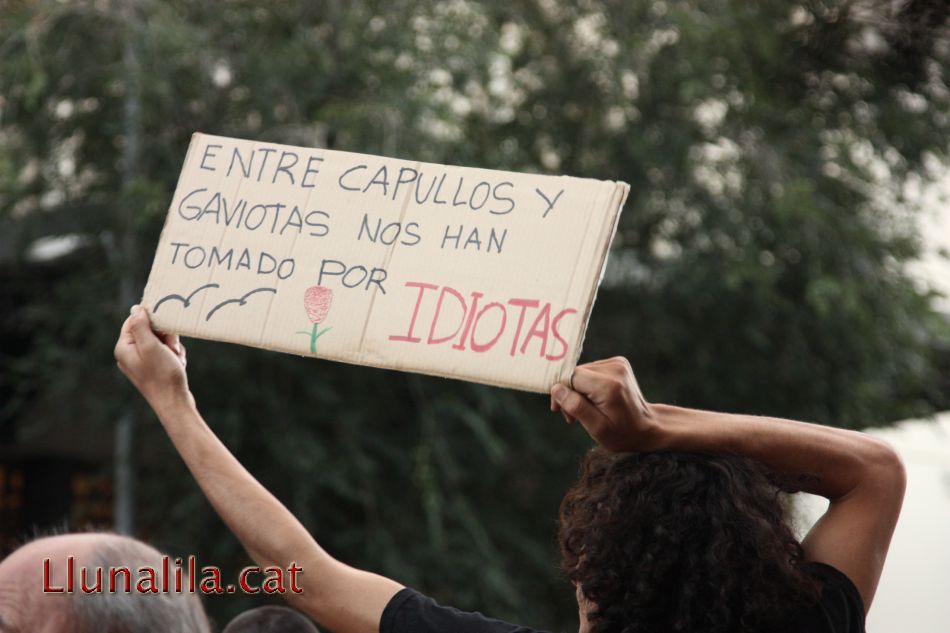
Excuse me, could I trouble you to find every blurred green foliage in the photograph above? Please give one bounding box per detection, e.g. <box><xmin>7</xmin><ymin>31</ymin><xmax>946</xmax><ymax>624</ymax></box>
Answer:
<box><xmin>1</xmin><ymin>0</ymin><xmax>948</xmax><ymax>630</ymax></box>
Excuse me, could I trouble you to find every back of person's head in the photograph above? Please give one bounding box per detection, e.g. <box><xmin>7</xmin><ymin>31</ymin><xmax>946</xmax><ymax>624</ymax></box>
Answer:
<box><xmin>0</xmin><ymin>531</ymin><xmax>210</xmax><ymax>633</ymax></box>
<box><xmin>559</xmin><ymin>449</ymin><xmax>821</xmax><ymax>633</ymax></box>
<box><xmin>222</xmin><ymin>606</ymin><xmax>320</xmax><ymax>633</ymax></box>
<box><xmin>70</xmin><ymin>534</ymin><xmax>211</xmax><ymax>633</ymax></box>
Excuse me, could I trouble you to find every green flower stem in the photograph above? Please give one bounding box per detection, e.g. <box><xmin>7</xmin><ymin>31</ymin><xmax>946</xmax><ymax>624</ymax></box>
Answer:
<box><xmin>296</xmin><ymin>323</ymin><xmax>332</xmax><ymax>354</ymax></box>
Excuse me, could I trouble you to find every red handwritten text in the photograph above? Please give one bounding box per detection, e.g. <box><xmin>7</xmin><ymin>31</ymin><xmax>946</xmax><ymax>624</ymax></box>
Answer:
<box><xmin>388</xmin><ymin>281</ymin><xmax>576</xmax><ymax>361</ymax></box>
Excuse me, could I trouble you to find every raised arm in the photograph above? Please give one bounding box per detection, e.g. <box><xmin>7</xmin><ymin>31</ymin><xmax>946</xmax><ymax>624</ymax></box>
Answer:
<box><xmin>114</xmin><ymin>306</ymin><xmax>402</xmax><ymax>633</ymax></box>
<box><xmin>551</xmin><ymin>357</ymin><xmax>905</xmax><ymax>613</ymax></box>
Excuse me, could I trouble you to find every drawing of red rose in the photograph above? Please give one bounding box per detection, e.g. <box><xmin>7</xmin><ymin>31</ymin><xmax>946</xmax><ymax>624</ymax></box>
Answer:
<box><xmin>298</xmin><ymin>286</ymin><xmax>333</xmax><ymax>354</ymax></box>
<box><xmin>304</xmin><ymin>285</ymin><xmax>333</xmax><ymax>323</ymax></box>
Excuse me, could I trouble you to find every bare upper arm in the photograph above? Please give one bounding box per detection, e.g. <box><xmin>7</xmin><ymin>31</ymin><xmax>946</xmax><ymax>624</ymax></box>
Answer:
<box><xmin>801</xmin><ymin>441</ymin><xmax>906</xmax><ymax>613</ymax></box>
<box><xmin>286</xmin><ymin>556</ymin><xmax>404</xmax><ymax>633</ymax></box>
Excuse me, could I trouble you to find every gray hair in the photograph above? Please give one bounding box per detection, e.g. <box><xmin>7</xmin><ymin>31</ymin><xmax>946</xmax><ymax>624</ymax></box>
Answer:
<box><xmin>222</xmin><ymin>606</ymin><xmax>320</xmax><ymax>633</ymax></box>
<box><xmin>69</xmin><ymin>536</ymin><xmax>211</xmax><ymax>633</ymax></box>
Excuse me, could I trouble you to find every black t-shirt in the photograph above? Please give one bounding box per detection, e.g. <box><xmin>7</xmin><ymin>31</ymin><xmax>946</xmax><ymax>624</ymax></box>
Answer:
<box><xmin>380</xmin><ymin>562</ymin><xmax>865</xmax><ymax>633</ymax></box>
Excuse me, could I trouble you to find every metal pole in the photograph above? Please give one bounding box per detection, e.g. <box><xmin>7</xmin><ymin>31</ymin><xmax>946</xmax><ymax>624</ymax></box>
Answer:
<box><xmin>114</xmin><ymin>0</ymin><xmax>143</xmax><ymax>536</ymax></box>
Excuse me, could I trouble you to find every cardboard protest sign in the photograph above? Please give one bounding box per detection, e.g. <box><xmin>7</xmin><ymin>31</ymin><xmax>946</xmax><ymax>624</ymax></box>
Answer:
<box><xmin>142</xmin><ymin>133</ymin><xmax>628</xmax><ymax>392</ymax></box>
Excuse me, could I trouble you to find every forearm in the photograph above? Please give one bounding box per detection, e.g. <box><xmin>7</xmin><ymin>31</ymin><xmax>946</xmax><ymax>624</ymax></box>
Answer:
<box><xmin>650</xmin><ymin>404</ymin><xmax>901</xmax><ymax>500</ymax></box>
<box><xmin>152</xmin><ymin>397</ymin><xmax>333</xmax><ymax>573</ymax></box>
<box><xmin>150</xmin><ymin>396</ymin><xmax>403</xmax><ymax>633</ymax></box>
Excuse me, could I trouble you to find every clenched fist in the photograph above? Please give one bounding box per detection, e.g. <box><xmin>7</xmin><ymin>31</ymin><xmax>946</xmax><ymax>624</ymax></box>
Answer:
<box><xmin>550</xmin><ymin>357</ymin><xmax>660</xmax><ymax>452</ymax></box>
<box><xmin>114</xmin><ymin>305</ymin><xmax>193</xmax><ymax>411</ymax></box>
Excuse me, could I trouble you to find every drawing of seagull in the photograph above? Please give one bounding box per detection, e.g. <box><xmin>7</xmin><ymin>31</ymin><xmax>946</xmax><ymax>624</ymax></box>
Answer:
<box><xmin>153</xmin><ymin>283</ymin><xmax>220</xmax><ymax>313</ymax></box>
<box><xmin>206</xmin><ymin>287</ymin><xmax>277</xmax><ymax>321</ymax></box>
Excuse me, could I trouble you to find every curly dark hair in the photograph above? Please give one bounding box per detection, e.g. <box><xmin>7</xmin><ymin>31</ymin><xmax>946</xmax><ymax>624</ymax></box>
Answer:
<box><xmin>559</xmin><ymin>448</ymin><xmax>820</xmax><ymax>633</ymax></box>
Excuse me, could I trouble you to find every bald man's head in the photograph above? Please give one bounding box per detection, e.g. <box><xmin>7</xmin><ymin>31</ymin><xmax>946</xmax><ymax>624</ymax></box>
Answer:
<box><xmin>0</xmin><ymin>533</ymin><xmax>210</xmax><ymax>633</ymax></box>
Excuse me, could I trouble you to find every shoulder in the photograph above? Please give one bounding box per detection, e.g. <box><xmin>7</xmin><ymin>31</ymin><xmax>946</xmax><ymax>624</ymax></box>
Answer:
<box><xmin>381</xmin><ymin>588</ymin><xmax>549</xmax><ymax>633</ymax></box>
<box><xmin>796</xmin><ymin>562</ymin><xmax>866</xmax><ymax>633</ymax></box>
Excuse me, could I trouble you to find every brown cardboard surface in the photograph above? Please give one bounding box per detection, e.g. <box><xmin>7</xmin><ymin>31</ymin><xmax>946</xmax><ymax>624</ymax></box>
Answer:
<box><xmin>142</xmin><ymin>133</ymin><xmax>628</xmax><ymax>392</ymax></box>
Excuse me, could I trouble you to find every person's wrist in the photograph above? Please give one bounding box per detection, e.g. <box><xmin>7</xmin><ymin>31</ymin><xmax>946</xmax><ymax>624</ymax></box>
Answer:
<box><xmin>639</xmin><ymin>403</ymin><xmax>674</xmax><ymax>451</ymax></box>
<box><xmin>148</xmin><ymin>387</ymin><xmax>196</xmax><ymax>420</ymax></box>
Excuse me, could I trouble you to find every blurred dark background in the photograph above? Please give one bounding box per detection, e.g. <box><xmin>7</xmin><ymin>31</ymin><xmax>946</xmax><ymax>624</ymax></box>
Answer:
<box><xmin>1</xmin><ymin>0</ymin><xmax>948</xmax><ymax>630</ymax></box>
